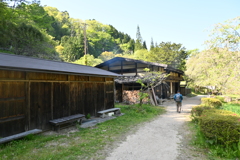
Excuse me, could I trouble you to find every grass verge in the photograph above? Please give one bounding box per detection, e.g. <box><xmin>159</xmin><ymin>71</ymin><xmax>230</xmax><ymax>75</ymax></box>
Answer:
<box><xmin>0</xmin><ymin>104</ymin><xmax>165</xmax><ymax>160</ymax></box>
<box><xmin>222</xmin><ymin>102</ymin><xmax>240</xmax><ymax>115</ymax></box>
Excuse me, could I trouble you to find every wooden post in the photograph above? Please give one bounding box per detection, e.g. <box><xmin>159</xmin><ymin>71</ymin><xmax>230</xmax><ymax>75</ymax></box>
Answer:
<box><xmin>51</xmin><ymin>82</ymin><xmax>53</xmax><ymax>119</ymax></box>
<box><xmin>170</xmin><ymin>82</ymin><xmax>173</xmax><ymax>95</ymax></box>
<box><xmin>113</xmin><ymin>79</ymin><xmax>115</xmax><ymax>108</ymax></box>
<box><xmin>151</xmin><ymin>86</ymin><xmax>157</xmax><ymax>105</ymax></box>
<box><xmin>135</xmin><ymin>62</ymin><xmax>138</xmax><ymax>76</ymax></box>
<box><xmin>28</xmin><ymin>81</ymin><xmax>31</xmax><ymax>130</ymax></box>
<box><xmin>121</xmin><ymin>61</ymin><xmax>123</xmax><ymax>75</ymax></box>
<box><xmin>25</xmin><ymin>72</ymin><xmax>29</xmax><ymax>131</ymax></box>
<box><xmin>121</xmin><ymin>84</ymin><xmax>124</xmax><ymax>102</ymax></box>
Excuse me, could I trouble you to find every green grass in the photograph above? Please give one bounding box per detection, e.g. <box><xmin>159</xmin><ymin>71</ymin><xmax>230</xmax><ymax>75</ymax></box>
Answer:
<box><xmin>0</xmin><ymin>49</ymin><xmax>14</xmax><ymax>54</ymax></box>
<box><xmin>0</xmin><ymin>104</ymin><xmax>165</xmax><ymax>160</ymax></box>
<box><xmin>222</xmin><ymin>103</ymin><xmax>240</xmax><ymax>115</ymax></box>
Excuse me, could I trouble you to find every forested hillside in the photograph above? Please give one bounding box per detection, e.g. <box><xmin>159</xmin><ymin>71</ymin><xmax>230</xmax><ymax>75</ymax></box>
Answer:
<box><xmin>0</xmin><ymin>0</ymin><xmax>187</xmax><ymax>69</ymax></box>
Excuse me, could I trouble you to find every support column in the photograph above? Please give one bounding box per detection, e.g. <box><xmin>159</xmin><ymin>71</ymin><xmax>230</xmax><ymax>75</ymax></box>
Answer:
<box><xmin>170</xmin><ymin>82</ymin><xmax>173</xmax><ymax>95</ymax></box>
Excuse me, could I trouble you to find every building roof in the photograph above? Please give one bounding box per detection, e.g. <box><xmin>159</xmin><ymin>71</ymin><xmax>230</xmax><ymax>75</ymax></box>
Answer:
<box><xmin>95</xmin><ymin>57</ymin><xmax>184</xmax><ymax>74</ymax></box>
<box><xmin>0</xmin><ymin>53</ymin><xmax>120</xmax><ymax>77</ymax></box>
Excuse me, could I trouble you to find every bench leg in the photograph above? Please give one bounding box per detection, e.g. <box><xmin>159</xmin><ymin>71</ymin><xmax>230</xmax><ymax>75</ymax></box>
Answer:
<box><xmin>115</xmin><ymin>110</ymin><xmax>121</xmax><ymax>115</ymax></box>
<box><xmin>77</xmin><ymin>119</ymin><xmax>83</xmax><ymax>125</ymax></box>
<box><xmin>101</xmin><ymin>113</ymin><xmax>106</xmax><ymax>118</ymax></box>
<box><xmin>57</xmin><ymin>125</ymin><xmax>60</xmax><ymax>133</ymax></box>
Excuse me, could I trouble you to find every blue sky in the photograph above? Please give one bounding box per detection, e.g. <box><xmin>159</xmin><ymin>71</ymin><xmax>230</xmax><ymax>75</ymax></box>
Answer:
<box><xmin>40</xmin><ymin>0</ymin><xmax>239</xmax><ymax>51</ymax></box>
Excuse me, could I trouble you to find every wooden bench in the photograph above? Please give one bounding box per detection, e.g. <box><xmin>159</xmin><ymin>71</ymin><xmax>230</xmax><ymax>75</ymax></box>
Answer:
<box><xmin>98</xmin><ymin>108</ymin><xmax>121</xmax><ymax>118</ymax></box>
<box><xmin>49</xmin><ymin>114</ymin><xmax>85</xmax><ymax>132</ymax></box>
<box><xmin>0</xmin><ymin>129</ymin><xmax>42</xmax><ymax>144</ymax></box>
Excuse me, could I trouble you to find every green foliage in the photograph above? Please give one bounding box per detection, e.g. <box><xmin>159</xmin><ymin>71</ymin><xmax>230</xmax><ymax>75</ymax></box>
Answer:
<box><xmin>190</xmin><ymin>122</ymin><xmax>240</xmax><ymax>159</ymax></box>
<box><xmin>199</xmin><ymin>109</ymin><xmax>240</xmax><ymax>147</ymax></box>
<box><xmin>215</xmin><ymin>96</ymin><xmax>224</xmax><ymax>103</ymax></box>
<box><xmin>201</xmin><ymin>98</ymin><xmax>222</xmax><ymax>109</ymax></box>
<box><xmin>191</xmin><ymin>105</ymin><xmax>212</xmax><ymax>122</ymax></box>
<box><xmin>222</xmin><ymin>102</ymin><xmax>240</xmax><ymax>115</ymax></box>
<box><xmin>186</xmin><ymin>16</ymin><xmax>240</xmax><ymax>94</ymax></box>
<box><xmin>133</xmin><ymin>49</ymin><xmax>149</xmax><ymax>61</ymax></box>
<box><xmin>135</xmin><ymin>25</ymin><xmax>143</xmax><ymax>51</ymax></box>
<box><xmin>98</xmin><ymin>51</ymin><xmax>115</xmax><ymax>62</ymax></box>
<box><xmin>191</xmin><ymin>98</ymin><xmax>240</xmax><ymax>159</ymax></box>
<box><xmin>148</xmin><ymin>42</ymin><xmax>188</xmax><ymax>69</ymax></box>
<box><xmin>86</xmin><ymin>113</ymin><xmax>91</xmax><ymax>119</ymax></box>
<box><xmin>23</xmin><ymin>134</ymin><xmax>35</xmax><ymax>141</ymax></box>
<box><xmin>73</xmin><ymin>54</ymin><xmax>103</xmax><ymax>66</ymax></box>
<box><xmin>60</xmin><ymin>35</ymin><xmax>84</xmax><ymax>62</ymax></box>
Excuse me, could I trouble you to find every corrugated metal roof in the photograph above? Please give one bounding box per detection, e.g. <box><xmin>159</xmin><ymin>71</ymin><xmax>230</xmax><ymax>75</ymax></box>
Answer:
<box><xmin>0</xmin><ymin>53</ymin><xmax>120</xmax><ymax>77</ymax></box>
<box><xmin>95</xmin><ymin>57</ymin><xmax>184</xmax><ymax>74</ymax></box>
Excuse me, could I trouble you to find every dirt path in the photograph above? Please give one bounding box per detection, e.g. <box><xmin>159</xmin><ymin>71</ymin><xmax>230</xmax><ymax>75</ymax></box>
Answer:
<box><xmin>105</xmin><ymin>95</ymin><xmax>207</xmax><ymax>160</ymax></box>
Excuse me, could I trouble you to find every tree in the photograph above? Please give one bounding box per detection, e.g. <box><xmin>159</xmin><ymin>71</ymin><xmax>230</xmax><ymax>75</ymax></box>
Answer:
<box><xmin>73</xmin><ymin>54</ymin><xmax>103</xmax><ymax>66</ymax></box>
<box><xmin>98</xmin><ymin>51</ymin><xmax>115</xmax><ymax>62</ymax></box>
<box><xmin>186</xmin><ymin>16</ymin><xmax>240</xmax><ymax>94</ymax></box>
<box><xmin>143</xmin><ymin>41</ymin><xmax>147</xmax><ymax>50</ymax></box>
<box><xmin>133</xmin><ymin>49</ymin><xmax>149</xmax><ymax>61</ymax></box>
<box><xmin>150</xmin><ymin>38</ymin><xmax>155</xmax><ymax>51</ymax></box>
<box><xmin>60</xmin><ymin>34</ymin><xmax>84</xmax><ymax>62</ymax></box>
<box><xmin>44</xmin><ymin>6</ymin><xmax>71</xmax><ymax>40</ymax></box>
<box><xmin>86</xmin><ymin>19</ymin><xmax>115</xmax><ymax>57</ymax></box>
<box><xmin>135</xmin><ymin>25</ymin><xmax>143</xmax><ymax>51</ymax></box>
<box><xmin>148</xmin><ymin>42</ymin><xmax>187</xmax><ymax>69</ymax></box>
<box><xmin>136</xmin><ymin>70</ymin><xmax>168</xmax><ymax>106</ymax></box>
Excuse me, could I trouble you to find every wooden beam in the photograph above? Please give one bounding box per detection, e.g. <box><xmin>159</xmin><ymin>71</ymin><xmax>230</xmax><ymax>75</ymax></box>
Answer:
<box><xmin>0</xmin><ymin>115</ymin><xmax>25</xmax><ymax>123</ymax></box>
<box><xmin>0</xmin><ymin>97</ymin><xmax>25</xmax><ymax>102</ymax></box>
<box><xmin>51</xmin><ymin>82</ymin><xmax>53</xmax><ymax>119</ymax></box>
<box><xmin>109</xmin><ymin>68</ymin><xmax>136</xmax><ymax>74</ymax></box>
<box><xmin>135</xmin><ymin>63</ymin><xmax>138</xmax><ymax>76</ymax></box>
<box><xmin>121</xmin><ymin>61</ymin><xmax>123</xmax><ymax>75</ymax></box>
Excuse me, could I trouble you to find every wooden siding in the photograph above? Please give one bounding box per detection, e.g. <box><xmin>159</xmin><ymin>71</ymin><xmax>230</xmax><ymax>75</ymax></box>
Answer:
<box><xmin>0</xmin><ymin>82</ymin><xmax>26</xmax><ymax>137</ymax></box>
<box><xmin>97</xmin><ymin>59</ymin><xmax>182</xmax><ymax>81</ymax></box>
<box><xmin>0</xmin><ymin>69</ymin><xmax>115</xmax><ymax>138</ymax></box>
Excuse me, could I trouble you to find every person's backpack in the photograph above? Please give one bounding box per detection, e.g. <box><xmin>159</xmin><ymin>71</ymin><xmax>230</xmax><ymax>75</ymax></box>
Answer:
<box><xmin>175</xmin><ymin>94</ymin><xmax>181</xmax><ymax>102</ymax></box>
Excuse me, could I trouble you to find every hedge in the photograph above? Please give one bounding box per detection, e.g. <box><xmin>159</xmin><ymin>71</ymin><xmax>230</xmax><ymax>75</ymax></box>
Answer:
<box><xmin>199</xmin><ymin>109</ymin><xmax>240</xmax><ymax>146</ymax></box>
<box><xmin>201</xmin><ymin>98</ymin><xmax>222</xmax><ymax>109</ymax></box>
<box><xmin>191</xmin><ymin>105</ymin><xmax>212</xmax><ymax>122</ymax></box>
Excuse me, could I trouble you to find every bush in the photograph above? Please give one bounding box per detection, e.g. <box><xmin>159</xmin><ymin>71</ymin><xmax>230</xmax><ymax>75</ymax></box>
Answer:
<box><xmin>191</xmin><ymin>105</ymin><xmax>212</xmax><ymax>122</ymax></box>
<box><xmin>199</xmin><ymin>109</ymin><xmax>240</xmax><ymax>147</ymax></box>
<box><xmin>215</xmin><ymin>96</ymin><xmax>224</xmax><ymax>103</ymax></box>
<box><xmin>201</xmin><ymin>98</ymin><xmax>222</xmax><ymax>109</ymax></box>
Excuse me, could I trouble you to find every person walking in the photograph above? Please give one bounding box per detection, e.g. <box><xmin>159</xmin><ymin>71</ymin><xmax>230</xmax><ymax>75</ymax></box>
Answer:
<box><xmin>174</xmin><ymin>91</ymin><xmax>183</xmax><ymax>113</ymax></box>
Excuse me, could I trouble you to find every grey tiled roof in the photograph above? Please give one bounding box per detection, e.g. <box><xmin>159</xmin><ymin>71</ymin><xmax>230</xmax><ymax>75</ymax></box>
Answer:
<box><xmin>0</xmin><ymin>53</ymin><xmax>120</xmax><ymax>77</ymax></box>
<box><xmin>95</xmin><ymin>57</ymin><xmax>184</xmax><ymax>74</ymax></box>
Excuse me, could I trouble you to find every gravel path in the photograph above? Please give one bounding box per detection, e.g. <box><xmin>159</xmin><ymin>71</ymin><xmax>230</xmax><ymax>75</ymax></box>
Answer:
<box><xmin>105</xmin><ymin>95</ymin><xmax>207</xmax><ymax>160</ymax></box>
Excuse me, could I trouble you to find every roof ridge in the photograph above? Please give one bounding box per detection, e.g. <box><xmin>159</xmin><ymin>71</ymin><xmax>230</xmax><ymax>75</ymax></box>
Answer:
<box><xmin>0</xmin><ymin>52</ymin><xmax>120</xmax><ymax>77</ymax></box>
<box><xmin>0</xmin><ymin>52</ymin><xmax>98</xmax><ymax>69</ymax></box>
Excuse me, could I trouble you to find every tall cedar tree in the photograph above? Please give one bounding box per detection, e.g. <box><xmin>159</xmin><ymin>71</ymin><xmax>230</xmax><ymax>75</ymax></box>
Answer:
<box><xmin>150</xmin><ymin>38</ymin><xmax>154</xmax><ymax>50</ymax></box>
<box><xmin>135</xmin><ymin>25</ymin><xmax>143</xmax><ymax>51</ymax></box>
<box><xmin>143</xmin><ymin>41</ymin><xmax>147</xmax><ymax>50</ymax></box>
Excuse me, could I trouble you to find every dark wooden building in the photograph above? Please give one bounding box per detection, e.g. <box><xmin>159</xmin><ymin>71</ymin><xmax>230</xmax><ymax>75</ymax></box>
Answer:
<box><xmin>95</xmin><ymin>57</ymin><xmax>184</xmax><ymax>102</ymax></box>
<box><xmin>0</xmin><ymin>53</ymin><xmax>119</xmax><ymax>138</ymax></box>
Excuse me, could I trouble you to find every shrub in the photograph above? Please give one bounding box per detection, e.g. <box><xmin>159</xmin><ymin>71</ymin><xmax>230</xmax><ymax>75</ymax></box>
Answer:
<box><xmin>201</xmin><ymin>98</ymin><xmax>222</xmax><ymax>109</ymax></box>
<box><xmin>191</xmin><ymin>105</ymin><xmax>212</xmax><ymax>122</ymax></box>
<box><xmin>199</xmin><ymin>109</ymin><xmax>240</xmax><ymax>147</ymax></box>
<box><xmin>215</xmin><ymin>96</ymin><xmax>224</xmax><ymax>103</ymax></box>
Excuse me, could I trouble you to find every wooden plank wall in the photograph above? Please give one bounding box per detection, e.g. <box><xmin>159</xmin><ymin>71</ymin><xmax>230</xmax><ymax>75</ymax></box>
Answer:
<box><xmin>0</xmin><ymin>70</ymin><xmax>115</xmax><ymax>137</ymax></box>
